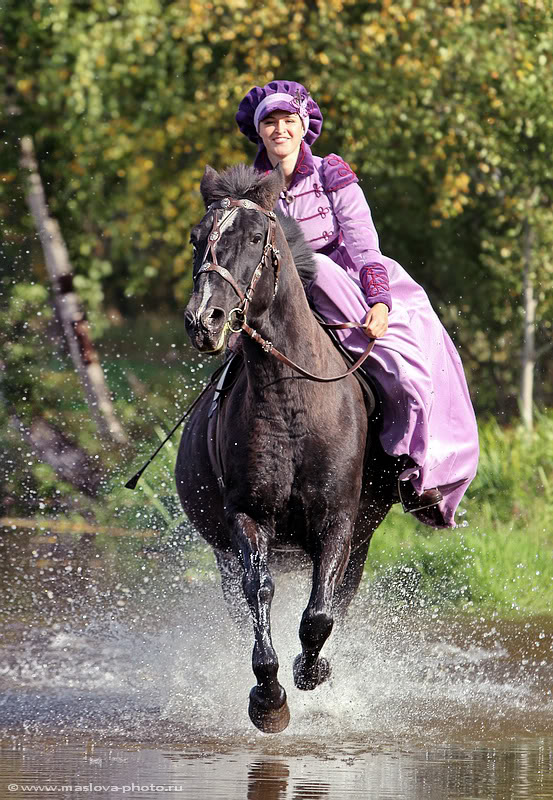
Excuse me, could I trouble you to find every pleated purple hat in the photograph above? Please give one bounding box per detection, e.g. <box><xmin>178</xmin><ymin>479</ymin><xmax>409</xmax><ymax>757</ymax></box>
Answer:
<box><xmin>236</xmin><ymin>80</ymin><xmax>323</xmax><ymax>146</ymax></box>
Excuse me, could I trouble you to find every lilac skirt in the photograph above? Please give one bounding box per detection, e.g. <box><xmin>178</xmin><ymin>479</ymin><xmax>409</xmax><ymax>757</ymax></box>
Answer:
<box><xmin>308</xmin><ymin>253</ymin><xmax>479</xmax><ymax>528</ymax></box>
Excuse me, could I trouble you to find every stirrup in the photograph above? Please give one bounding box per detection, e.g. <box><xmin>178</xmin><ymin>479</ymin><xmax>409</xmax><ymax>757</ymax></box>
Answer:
<box><xmin>398</xmin><ymin>482</ymin><xmax>443</xmax><ymax>514</ymax></box>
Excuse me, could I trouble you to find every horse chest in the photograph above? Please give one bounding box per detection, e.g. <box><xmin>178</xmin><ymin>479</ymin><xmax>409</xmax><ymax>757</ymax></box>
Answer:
<box><xmin>246</xmin><ymin>417</ymin><xmax>306</xmax><ymax>475</ymax></box>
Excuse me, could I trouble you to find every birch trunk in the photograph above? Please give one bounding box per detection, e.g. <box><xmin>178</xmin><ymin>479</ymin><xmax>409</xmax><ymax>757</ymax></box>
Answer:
<box><xmin>19</xmin><ymin>136</ymin><xmax>128</xmax><ymax>444</ymax></box>
<box><xmin>520</xmin><ymin>219</ymin><xmax>536</xmax><ymax>431</ymax></box>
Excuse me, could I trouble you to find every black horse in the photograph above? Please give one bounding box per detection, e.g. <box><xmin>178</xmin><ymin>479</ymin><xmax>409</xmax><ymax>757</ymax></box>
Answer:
<box><xmin>176</xmin><ymin>164</ymin><xmax>396</xmax><ymax>733</ymax></box>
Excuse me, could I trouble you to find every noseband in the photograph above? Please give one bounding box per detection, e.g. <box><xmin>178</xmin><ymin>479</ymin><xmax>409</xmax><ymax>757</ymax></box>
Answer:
<box><xmin>194</xmin><ymin>197</ymin><xmax>281</xmax><ymax>334</ymax></box>
<box><xmin>193</xmin><ymin>195</ymin><xmax>375</xmax><ymax>382</ymax></box>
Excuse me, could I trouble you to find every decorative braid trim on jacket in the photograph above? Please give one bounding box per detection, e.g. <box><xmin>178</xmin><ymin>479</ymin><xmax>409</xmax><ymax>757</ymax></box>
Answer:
<box><xmin>359</xmin><ymin>263</ymin><xmax>392</xmax><ymax>310</ymax></box>
<box><xmin>321</xmin><ymin>154</ymin><xmax>359</xmax><ymax>192</ymax></box>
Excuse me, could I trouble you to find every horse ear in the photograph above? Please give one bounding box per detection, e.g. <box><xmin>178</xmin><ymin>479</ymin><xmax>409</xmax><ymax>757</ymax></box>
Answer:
<box><xmin>250</xmin><ymin>163</ymin><xmax>285</xmax><ymax>210</ymax></box>
<box><xmin>200</xmin><ymin>165</ymin><xmax>220</xmax><ymax>208</ymax></box>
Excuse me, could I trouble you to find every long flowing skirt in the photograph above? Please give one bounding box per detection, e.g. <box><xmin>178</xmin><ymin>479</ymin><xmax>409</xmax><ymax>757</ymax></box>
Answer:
<box><xmin>308</xmin><ymin>254</ymin><xmax>479</xmax><ymax>528</ymax></box>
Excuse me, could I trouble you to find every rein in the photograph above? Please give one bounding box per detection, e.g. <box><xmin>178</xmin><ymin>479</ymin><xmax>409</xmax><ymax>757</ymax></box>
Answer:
<box><xmin>196</xmin><ymin>197</ymin><xmax>375</xmax><ymax>383</ymax></box>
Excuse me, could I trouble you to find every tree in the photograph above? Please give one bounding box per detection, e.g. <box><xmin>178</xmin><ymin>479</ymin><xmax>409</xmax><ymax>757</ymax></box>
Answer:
<box><xmin>321</xmin><ymin>0</ymin><xmax>553</xmax><ymax>422</ymax></box>
<box><xmin>1</xmin><ymin>0</ymin><xmax>552</xmax><ymax>421</ymax></box>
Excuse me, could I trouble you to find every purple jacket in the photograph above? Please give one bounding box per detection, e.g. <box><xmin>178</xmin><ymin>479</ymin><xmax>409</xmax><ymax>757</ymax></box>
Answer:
<box><xmin>254</xmin><ymin>142</ymin><xmax>392</xmax><ymax>310</ymax></box>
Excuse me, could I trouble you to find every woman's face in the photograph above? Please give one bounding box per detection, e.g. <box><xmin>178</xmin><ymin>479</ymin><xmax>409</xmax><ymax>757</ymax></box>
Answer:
<box><xmin>259</xmin><ymin>110</ymin><xmax>304</xmax><ymax>165</ymax></box>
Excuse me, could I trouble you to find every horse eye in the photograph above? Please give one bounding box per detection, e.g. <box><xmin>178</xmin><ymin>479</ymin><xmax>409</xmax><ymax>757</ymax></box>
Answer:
<box><xmin>251</xmin><ymin>233</ymin><xmax>263</xmax><ymax>244</ymax></box>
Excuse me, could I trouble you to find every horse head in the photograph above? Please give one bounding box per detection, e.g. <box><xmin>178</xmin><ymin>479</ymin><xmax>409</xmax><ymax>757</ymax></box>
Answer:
<box><xmin>185</xmin><ymin>164</ymin><xmax>285</xmax><ymax>353</ymax></box>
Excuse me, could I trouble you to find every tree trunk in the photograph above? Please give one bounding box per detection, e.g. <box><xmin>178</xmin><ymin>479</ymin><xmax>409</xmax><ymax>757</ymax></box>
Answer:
<box><xmin>19</xmin><ymin>136</ymin><xmax>128</xmax><ymax>445</ymax></box>
<box><xmin>520</xmin><ymin>219</ymin><xmax>536</xmax><ymax>431</ymax></box>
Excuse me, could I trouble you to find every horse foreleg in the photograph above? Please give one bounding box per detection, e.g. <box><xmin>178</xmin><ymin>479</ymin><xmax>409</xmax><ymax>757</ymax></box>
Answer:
<box><xmin>332</xmin><ymin>491</ymin><xmax>393</xmax><ymax>623</ymax></box>
<box><xmin>293</xmin><ymin>520</ymin><xmax>352</xmax><ymax>691</ymax></box>
<box><xmin>232</xmin><ymin>512</ymin><xmax>290</xmax><ymax>733</ymax></box>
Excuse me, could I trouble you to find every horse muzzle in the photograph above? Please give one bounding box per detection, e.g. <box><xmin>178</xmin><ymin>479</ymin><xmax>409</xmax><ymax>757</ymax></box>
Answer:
<box><xmin>184</xmin><ymin>306</ymin><xmax>228</xmax><ymax>353</ymax></box>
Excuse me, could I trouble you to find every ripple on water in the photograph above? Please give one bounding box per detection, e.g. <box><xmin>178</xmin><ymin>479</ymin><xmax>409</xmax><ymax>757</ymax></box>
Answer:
<box><xmin>0</xmin><ymin>571</ymin><xmax>552</xmax><ymax>746</ymax></box>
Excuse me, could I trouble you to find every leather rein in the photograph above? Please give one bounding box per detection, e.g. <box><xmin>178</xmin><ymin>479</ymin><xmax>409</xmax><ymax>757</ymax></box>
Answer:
<box><xmin>194</xmin><ymin>196</ymin><xmax>375</xmax><ymax>383</ymax></box>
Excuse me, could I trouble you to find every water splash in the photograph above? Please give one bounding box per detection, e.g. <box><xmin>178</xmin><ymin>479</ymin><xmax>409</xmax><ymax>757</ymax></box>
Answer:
<box><xmin>1</xmin><ymin>566</ymin><xmax>552</xmax><ymax>747</ymax></box>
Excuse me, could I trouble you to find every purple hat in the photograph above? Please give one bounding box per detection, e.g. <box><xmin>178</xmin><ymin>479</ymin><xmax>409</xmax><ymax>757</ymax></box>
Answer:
<box><xmin>236</xmin><ymin>80</ymin><xmax>323</xmax><ymax>146</ymax></box>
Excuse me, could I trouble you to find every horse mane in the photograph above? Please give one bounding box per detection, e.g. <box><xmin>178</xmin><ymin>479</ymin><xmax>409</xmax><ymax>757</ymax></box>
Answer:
<box><xmin>276</xmin><ymin>212</ymin><xmax>317</xmax><ymax>286</ymax></box>
<box><xmin>203</xmin><ymin>164</ymin><xmax>317</xmax><ymax>286</ymax></box>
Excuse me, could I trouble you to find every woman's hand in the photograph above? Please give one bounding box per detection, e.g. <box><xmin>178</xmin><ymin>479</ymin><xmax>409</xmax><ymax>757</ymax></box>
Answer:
<box><xmin>363</xmin><ymin>303</ymin><xmax>389</xmax><ymax>338</ymax></box>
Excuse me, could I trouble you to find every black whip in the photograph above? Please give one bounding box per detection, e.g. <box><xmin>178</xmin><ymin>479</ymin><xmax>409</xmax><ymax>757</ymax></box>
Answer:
<box><xmin>124</xmin><ymin>362</ymin><xmax>226</xmax><ymax>490</ymax></box>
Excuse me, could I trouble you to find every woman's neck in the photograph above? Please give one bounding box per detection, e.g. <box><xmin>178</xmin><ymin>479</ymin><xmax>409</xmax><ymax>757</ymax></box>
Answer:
<box><xmin>267</xmin><ymin>145</ymin><xmax>302</xmax><ymax>188</ymax></box>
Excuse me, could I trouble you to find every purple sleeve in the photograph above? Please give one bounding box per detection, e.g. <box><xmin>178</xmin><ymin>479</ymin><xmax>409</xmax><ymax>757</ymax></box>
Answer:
<box><xmin>324</xmin><ymin>164</ymin><xmax>392</xmax><ymax>310</ymax></box>
<box><xmin>359</xmin><ymin>264</ymin><xmax>392</xmax><ymax>311</ymax></box>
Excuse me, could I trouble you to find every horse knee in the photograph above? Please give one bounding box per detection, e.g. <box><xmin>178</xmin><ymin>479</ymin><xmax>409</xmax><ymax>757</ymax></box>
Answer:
<box><xmin>257</xmin><ymin>574</ymin><xmax>275</xmax><ymax>606</ymax></box>
<box><xmin>242</xmin><ymin>571</ymin><xmax>274</xmax><ymax>608</ymax></box>
<box><xmin>299</xmin><ymin>610</ymin><xmax>334</xmax><ymax>652</ymax></box>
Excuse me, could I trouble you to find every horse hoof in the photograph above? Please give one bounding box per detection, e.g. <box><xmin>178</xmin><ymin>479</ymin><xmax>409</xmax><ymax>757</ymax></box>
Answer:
<box><xmin>293</xmin><ymin>654</ymin><xmax>331</xmax><ymax>691</ymax></box>
<box><xmin>248</xmin><ymin>686</ymin><xmax>290</xmax><ymax>733</ymax></box>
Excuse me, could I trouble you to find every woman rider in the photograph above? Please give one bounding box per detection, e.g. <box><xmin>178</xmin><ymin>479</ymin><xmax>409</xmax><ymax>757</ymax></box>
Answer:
<box><xmin>235</xmin><ymin>80</ymin><xmax>479</xmax><ymax>528</ymax></box>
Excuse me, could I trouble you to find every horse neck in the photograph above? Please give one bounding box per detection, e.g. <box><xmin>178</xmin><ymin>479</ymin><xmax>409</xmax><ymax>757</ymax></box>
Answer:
<box><xmin>241</xmin><ymin>238</ymin><xmax>326</xmax><ymax>382</ymax></box>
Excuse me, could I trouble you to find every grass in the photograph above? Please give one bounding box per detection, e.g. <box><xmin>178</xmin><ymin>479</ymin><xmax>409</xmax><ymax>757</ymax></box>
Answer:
<box><xmin>366</xmin><ymin>414</ymin><xmax>553</xmax><ymax>617</ymax></box>
<box><xmin>367</xmin><ymin>507</ymin><xmax>552</xmax><ymax>615</ymax></box>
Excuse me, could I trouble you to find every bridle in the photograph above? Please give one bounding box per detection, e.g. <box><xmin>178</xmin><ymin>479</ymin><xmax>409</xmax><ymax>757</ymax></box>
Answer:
<box><xmin>194</xmin><ymin>196</ymin><xmax>280</xmax><ymax>337</ymax></box>
<box><xmin>194</xmin><ymin>196</ymin><xmax>375</xmax><ymax>383</ymax></box>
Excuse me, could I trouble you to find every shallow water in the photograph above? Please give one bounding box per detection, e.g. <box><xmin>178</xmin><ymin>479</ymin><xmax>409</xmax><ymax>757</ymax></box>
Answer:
<box><xmin>2</xmin><ymin>736</ymin><xmax>553</xmax><ymax>799</ymax></box>
<box><xmin>1</xmin><ymin>534</ymin><xmax>553</xmax><ymax>798</ymax></box>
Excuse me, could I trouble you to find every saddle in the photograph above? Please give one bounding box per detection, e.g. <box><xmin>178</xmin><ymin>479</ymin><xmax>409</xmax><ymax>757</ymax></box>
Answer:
<box><xmin>206</xmin><ymin>317</ymin><xmax>380</xmax><ymax>490</ymax></box>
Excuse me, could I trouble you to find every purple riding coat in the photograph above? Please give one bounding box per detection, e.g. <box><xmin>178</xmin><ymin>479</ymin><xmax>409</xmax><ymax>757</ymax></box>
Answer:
<box><xmin>255</xmin><ymin>142</ymin><xmax>479</xmax><ymax>528</ymax></box>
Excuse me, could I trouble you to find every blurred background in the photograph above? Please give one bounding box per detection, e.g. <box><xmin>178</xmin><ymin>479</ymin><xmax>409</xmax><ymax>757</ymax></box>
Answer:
<box><xmin>1</xmin><ymin>0</ymin><xmax>552</xmax><ymax>618</ymax></box>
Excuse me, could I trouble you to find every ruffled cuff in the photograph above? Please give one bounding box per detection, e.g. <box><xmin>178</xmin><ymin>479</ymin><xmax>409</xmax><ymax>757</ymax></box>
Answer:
<box><xmin>359</xmin><ymin>263</ymin><xmax>392</xmax><ymax>311</ymax></box>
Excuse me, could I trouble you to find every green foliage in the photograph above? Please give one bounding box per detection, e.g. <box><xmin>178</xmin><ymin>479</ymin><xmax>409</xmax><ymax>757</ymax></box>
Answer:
<box><xmin>324</xmin><ymin>0</ymin><xmax>553</xmax><ymax>412</ymax></box>
<box><xmin>471</xmin><ymin>412</ymin><xmax>553</xmax><ymax>521</ymax></box>
<box><xmin>0</xmin><ymin>282</ymin><xmax>54</xmax><ymax>420</ymax></box>
<box><xmin>1</xmin><ymin>0</ymin><xmax>552</xmax><ymax>414</ymax></box>
<box><xmin>368</xmin><ymin>411</ymin><xmax>553</xmax><ymax>616</ymax></box>
<box><xmin>0</xmin><ymin>306</ymin><xmax>213</xmax><ymax>520</ymax></box>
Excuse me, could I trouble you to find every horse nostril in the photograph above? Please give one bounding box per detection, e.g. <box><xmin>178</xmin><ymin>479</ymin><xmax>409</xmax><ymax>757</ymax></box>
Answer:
<box><xmin>200</xmin><ymin>306</ymin><xmax>225</xmax><ymax>331</ymax></box>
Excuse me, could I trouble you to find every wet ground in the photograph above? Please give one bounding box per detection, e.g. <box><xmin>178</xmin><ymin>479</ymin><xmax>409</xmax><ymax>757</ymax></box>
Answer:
<box><xmin>1</xmin><ymin>531</ymin><xmax>552</xmax><ymax>798</ymax></box>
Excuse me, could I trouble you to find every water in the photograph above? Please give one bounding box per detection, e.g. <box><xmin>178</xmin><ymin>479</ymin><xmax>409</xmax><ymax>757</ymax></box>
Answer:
<box><xmin>1</xmin><ymin>534</ymin><xmax>553</xmax><ymax>798</ymax></box>
<box><xmin>2</xmin><ymin>737</ymin><xmax>553</xmax><ymax>799</ymax></box>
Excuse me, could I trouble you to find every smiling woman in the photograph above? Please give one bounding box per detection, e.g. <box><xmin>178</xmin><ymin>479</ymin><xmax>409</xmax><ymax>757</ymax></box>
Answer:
<box><xmin>236</xmin><ymin>79</ymin><xmax>479</xmax><ymax>528</ymax></box>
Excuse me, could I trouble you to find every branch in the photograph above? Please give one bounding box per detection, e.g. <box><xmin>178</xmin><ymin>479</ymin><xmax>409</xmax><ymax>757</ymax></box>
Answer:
<box><xmin>19</xmin><ymin>135</ymin><xmax>128</xmax><ymax>445</ymax></box>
